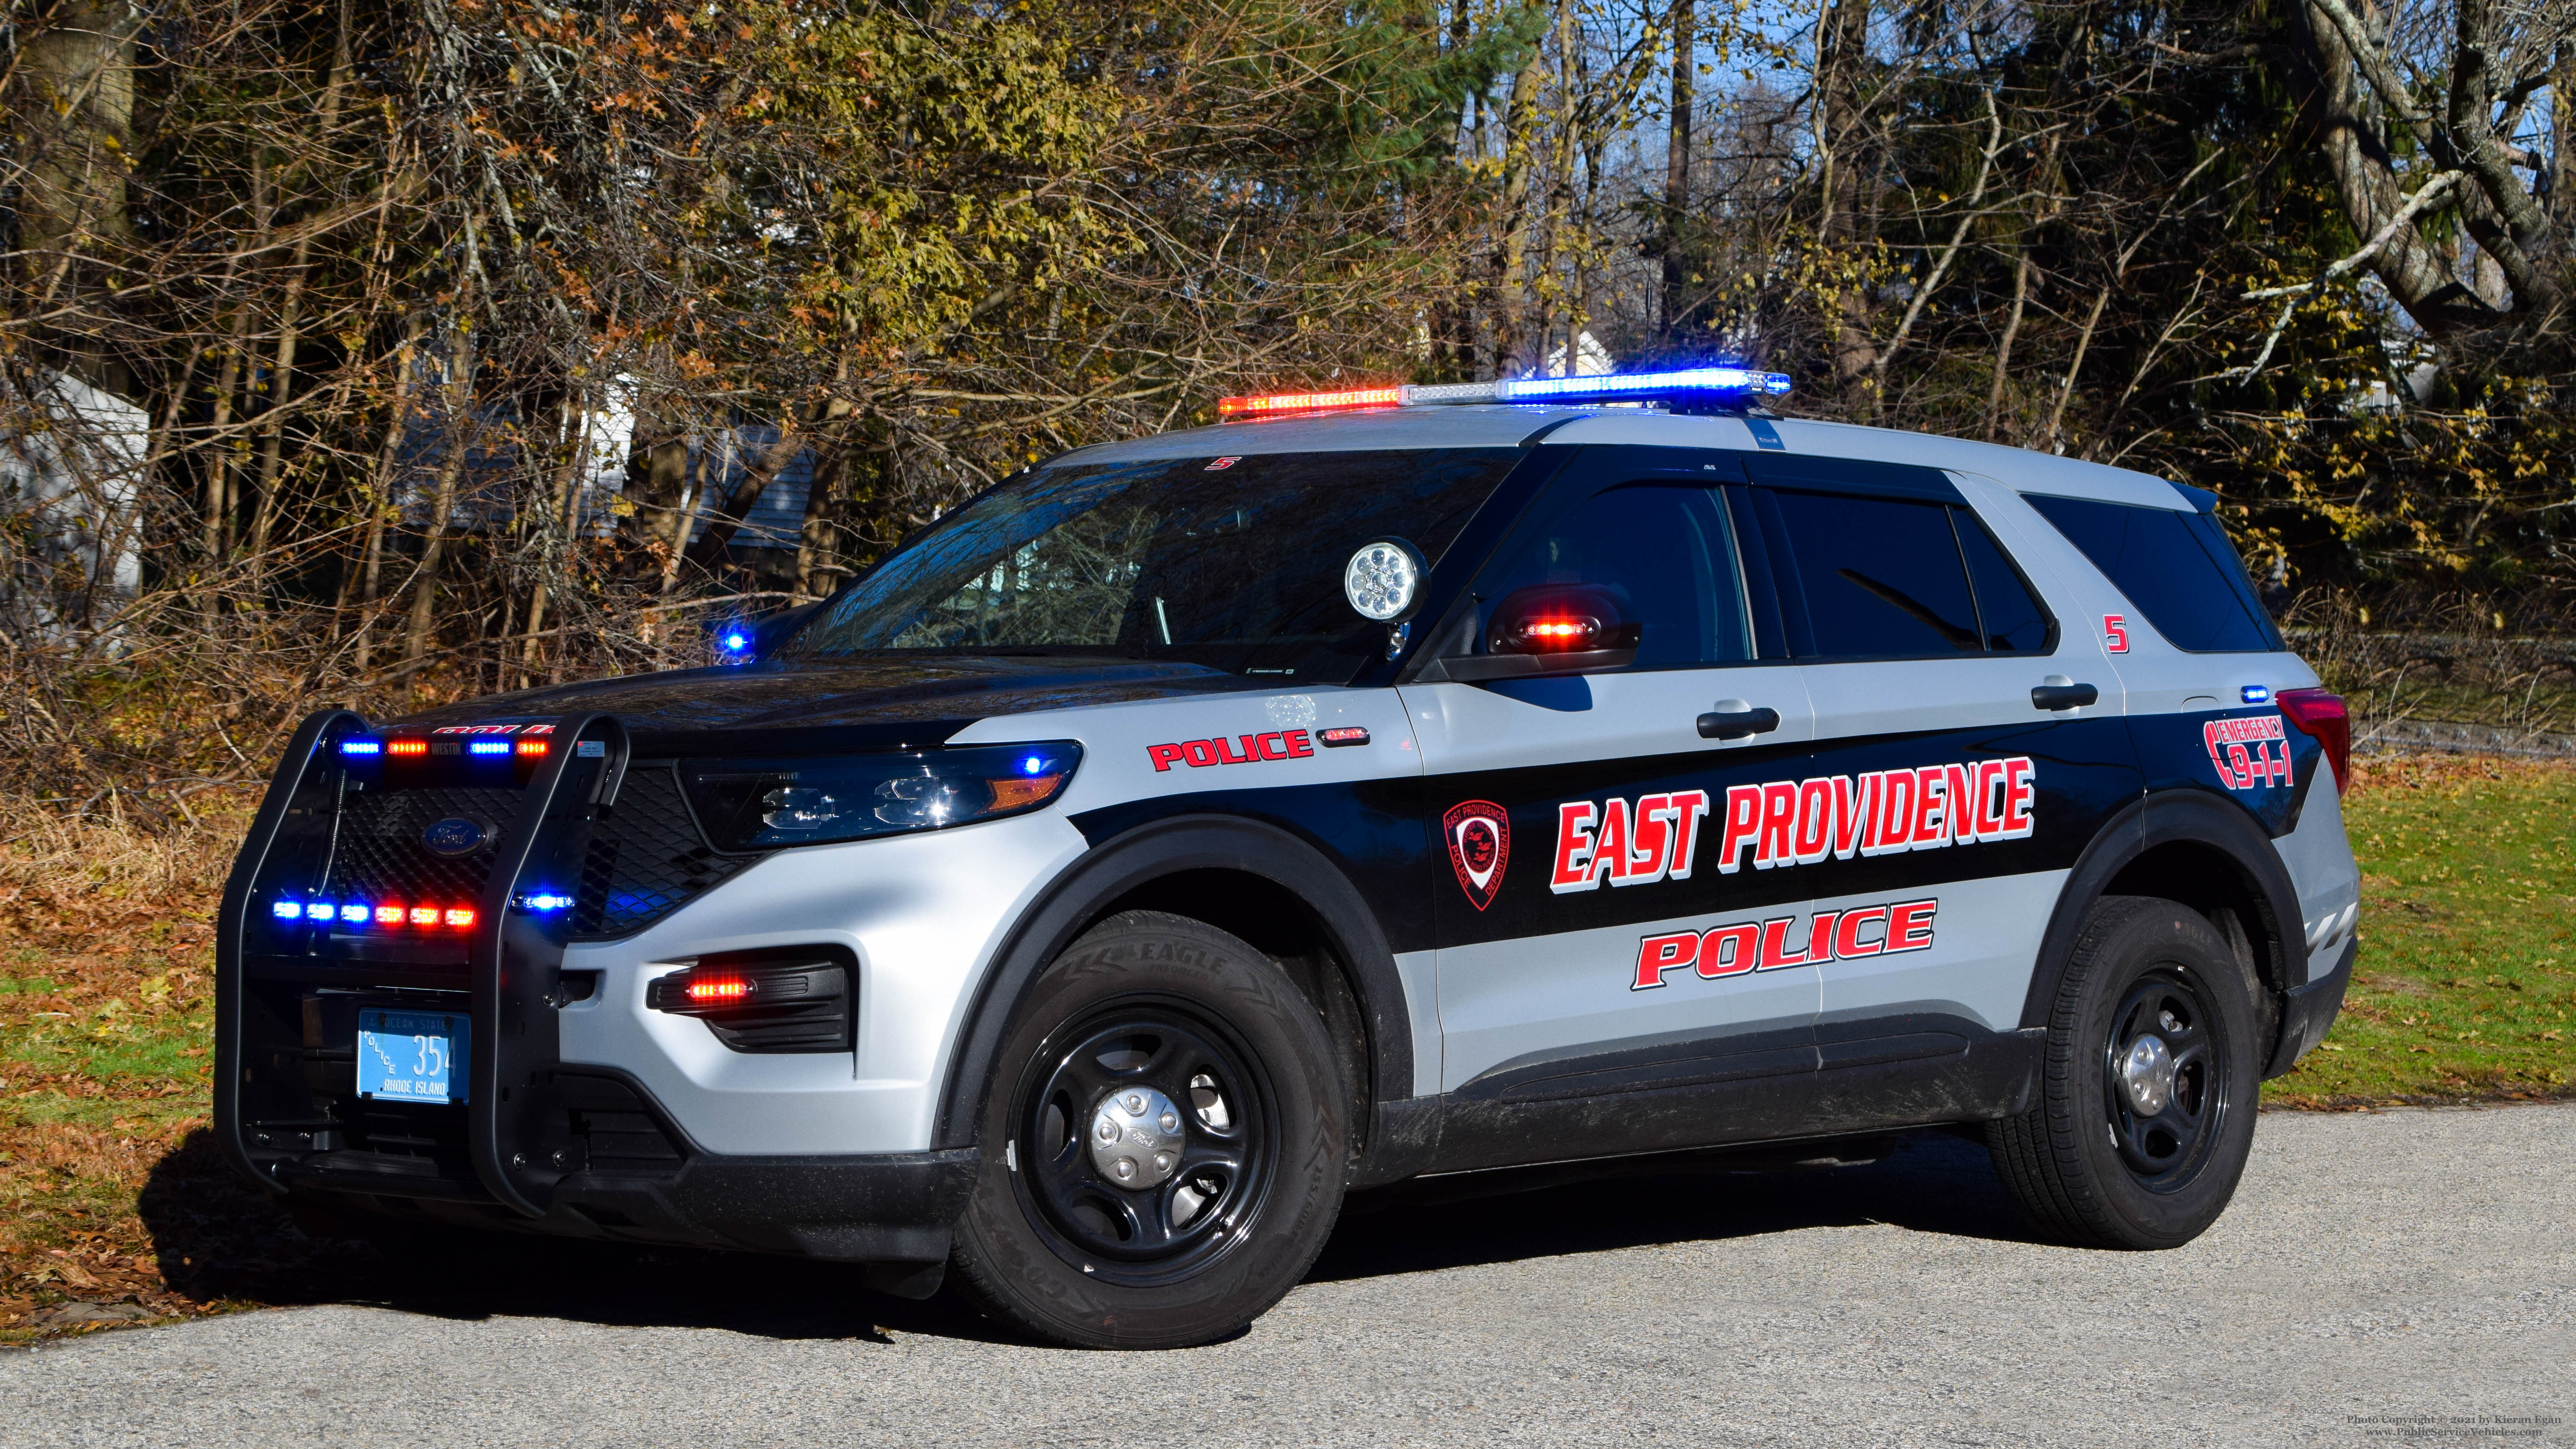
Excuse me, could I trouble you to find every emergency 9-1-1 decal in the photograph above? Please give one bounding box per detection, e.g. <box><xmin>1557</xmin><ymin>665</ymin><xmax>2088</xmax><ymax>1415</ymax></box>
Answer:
<box><xmin>2204</xmin><ymin>714</ymin><xmax>2293</xmax><ymax>790</ymax></box>
<box><xmin>1552</xmin><ymin>756</ymin><xmax>2035</xmax><ymax>894</ymax></box>
<box><xmin>1634</xmin><ymin>897</ymin><xmax>1938</xmax><ymax>990</ymax></box>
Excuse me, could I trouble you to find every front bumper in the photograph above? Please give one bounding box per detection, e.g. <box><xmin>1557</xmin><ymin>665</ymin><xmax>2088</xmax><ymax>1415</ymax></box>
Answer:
<box><xmin>289</xmin><ymin>1077</ymin><xmax>977</xmax><ymax>1266</ymax></box>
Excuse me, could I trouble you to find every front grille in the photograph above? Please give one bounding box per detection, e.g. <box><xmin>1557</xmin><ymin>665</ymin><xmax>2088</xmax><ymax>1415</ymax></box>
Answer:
<box><xmin>570</xmin><ymin>764</ymin><xmax>759</xmax><ymax>939</ymax></box>
<box><xmin>324</xmin><ymin>785</ymin><xmax>524</xmax><ymax>909</ymax></box>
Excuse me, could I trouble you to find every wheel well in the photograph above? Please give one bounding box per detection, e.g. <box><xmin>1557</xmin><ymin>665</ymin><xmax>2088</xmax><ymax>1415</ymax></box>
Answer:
<box><xmin>1090</xmin><ymin>869</ymin><xmax>1374</xmax><ymax>1156</ymax></box>
<box><xmin>2102</xmin><ymin>840</ymin><xmax>2291</xmax><ymax>1008</ymax></box>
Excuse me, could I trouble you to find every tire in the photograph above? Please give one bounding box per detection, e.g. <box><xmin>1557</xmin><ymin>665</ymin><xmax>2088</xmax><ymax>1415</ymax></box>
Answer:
<box><xmin>947</xmin><ymin>911</ymin><xmax>1349</xmax><ymax>1348</ymax></box>
<box><xmin>1987</xmin><ymin>895</ymin><xmax>2262</xmax><ymax>1249</ymax></box>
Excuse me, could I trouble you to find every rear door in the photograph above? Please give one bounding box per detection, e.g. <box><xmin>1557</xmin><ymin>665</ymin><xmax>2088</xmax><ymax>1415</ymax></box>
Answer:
<box><xmin>1401</xmin><ymin>447</ymin><xmax>1817</xmax><ymax>1150</ymax></box>
<box><xmin>1737</xmin><ymin>457</ymin><xmax>2142</xmax><ymax>1071</ymax></box>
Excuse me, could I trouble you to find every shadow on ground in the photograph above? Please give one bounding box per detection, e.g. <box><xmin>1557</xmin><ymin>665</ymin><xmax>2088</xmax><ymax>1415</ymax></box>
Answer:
<box><xmin>131</xmin><ymin>1125</ymin><xmax>2037</xmax><ymax>1345</ymax></box>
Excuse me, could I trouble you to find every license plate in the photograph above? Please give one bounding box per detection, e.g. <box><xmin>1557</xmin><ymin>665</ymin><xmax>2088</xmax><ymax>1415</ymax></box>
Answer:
<box><xmin>355</xmin><ymin>1009</ymin><xmax>470</xmax><ymax>1104</ymax></box>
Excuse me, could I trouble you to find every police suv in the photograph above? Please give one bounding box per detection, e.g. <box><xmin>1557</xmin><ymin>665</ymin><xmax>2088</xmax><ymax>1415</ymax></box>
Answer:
<box><xmin>218</xmin><ymin>368</ymin><xmax>2359</xmax><ymax>1349</ymax></box>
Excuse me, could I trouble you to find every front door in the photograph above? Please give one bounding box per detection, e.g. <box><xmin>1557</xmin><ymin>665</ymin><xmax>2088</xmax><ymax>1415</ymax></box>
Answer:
<box><xmin>1401</xmin><ymin>449</ymin><xmax>1818</xmax><ymax>1165</ymax></box>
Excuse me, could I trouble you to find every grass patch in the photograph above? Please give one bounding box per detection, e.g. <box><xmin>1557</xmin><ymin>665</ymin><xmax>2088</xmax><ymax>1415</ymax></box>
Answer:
<box><xmin>2263</xmin><ymin>753</ymin><xmax>2576</xmax><ymax>1107</ymax></box>
<box><xmin>0</xmin><ymin>758</ymin><xmax>2570</xmax><ymax>1341</ymax></box>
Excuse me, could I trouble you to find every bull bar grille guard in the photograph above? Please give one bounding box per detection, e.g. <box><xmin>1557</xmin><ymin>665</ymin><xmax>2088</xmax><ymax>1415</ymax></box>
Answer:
<box><xmin>215</xmin><ymin>709</ymin><xmax>648</xmax><ymax>1217</ymax></box>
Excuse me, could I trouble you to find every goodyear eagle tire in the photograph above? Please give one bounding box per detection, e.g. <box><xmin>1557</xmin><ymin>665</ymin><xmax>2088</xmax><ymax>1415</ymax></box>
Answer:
<box><xmin>947</xmin><ymin>911</ymin><xmax>1348</xmax><ymax>1349</ymax></box>
<box><xmin>1986</xmin><ymin>895</ymin><xmax>2261</xmax><ymax>1250</ymax></box>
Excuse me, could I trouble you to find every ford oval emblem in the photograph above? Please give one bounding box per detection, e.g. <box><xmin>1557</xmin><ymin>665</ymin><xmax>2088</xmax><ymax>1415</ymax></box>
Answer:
<box><xmin>422</xmin><ymin>817</ymin><xmax>489</xmax><ymax>857</ymax></box>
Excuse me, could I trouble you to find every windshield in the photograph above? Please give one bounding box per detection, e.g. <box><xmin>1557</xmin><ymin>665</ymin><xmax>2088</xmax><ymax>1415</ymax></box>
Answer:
<box><xmin>781</xmin><ymin>448</ymin><xmax>1525</xmax><ymax>681</ymax></box>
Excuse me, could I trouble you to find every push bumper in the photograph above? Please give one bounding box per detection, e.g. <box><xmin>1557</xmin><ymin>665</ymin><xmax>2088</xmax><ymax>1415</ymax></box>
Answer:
<box><xmin>2265</xmin><ymin>933</ymin><xmax>2355</xmax><ymax>1078</ymax></box>
<box><xmin>216</xmin><ymin>709</ymin><xmax>975</xmax><ymax>1275</ymax></box>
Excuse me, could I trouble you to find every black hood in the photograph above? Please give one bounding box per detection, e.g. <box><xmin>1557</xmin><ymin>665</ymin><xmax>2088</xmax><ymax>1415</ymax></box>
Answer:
<box><xmin>390</xmin><ymin>655</ymin><xmax>1272</xmax><ymax>753</ymax></box>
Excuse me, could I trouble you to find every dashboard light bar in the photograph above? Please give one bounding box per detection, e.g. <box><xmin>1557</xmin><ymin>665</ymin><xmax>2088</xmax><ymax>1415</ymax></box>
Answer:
<box><xmin>1217</xmin><ymin>368</ymin><xmax>1792</xmax><ymax>421</ymax></box>
<box><xmin>468</xmin><ymin>740</ymin><xmax>512</xmax><ymax>756</ymax></box>
<box><xmin>387</xmin><ymin>739</ymin><xmax>429</xmax><ymax>758</ymax></box>
<box><xmin>516</xmin><ymin>738</ymin><xmax>548</xmax><ymax>757</ymax></box>
<box><xmin>339</xmin><ymin>739</ymin><xmax>382</xmax><ymax>756</ymax></box>
<box><xmin>271</xmin><ymin>895</ymin><xmax>481</xmax><ymax>929</ymax></box>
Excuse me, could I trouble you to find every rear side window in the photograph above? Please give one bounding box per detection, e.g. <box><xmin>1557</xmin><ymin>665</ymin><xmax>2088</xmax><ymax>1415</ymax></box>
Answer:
<box><xmin>2023</xmin><ymin>494</ymin><xmax>2281</xmax><ymax>653</ymax></box>
<box><xmin>1756</xmin><ymin>489</ymin><xmax>2051</xmax><ymax>658</ymax></box>
<box><xmin>1763</xmin><ymin>490</ymin><xmax>1979</xmax><ymax>656</ymax></box>
<box><xmin>1956</xmin><ymin>516</ymin><xmax>2054</xmax><ymax>652</ymax></box>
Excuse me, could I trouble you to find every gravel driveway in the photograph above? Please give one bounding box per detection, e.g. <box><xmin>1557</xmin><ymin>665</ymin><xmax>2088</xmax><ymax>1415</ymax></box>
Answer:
<box><xmin>4</xmin><ymin>1103</ymin><xmax>2570</xmax><ymax>1449</ymax></box>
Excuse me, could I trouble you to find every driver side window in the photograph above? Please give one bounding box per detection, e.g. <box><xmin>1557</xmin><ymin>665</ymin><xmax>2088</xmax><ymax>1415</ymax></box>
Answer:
<box><xmin>1475</xmin><ymin>484</ymin><xmax>1752</xmax><ymax>669</ymax></box>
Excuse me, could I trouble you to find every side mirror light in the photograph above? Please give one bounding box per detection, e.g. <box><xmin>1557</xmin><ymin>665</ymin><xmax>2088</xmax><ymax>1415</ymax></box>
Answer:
<box><xmin>1419</xmin><ymin>583</ymin><xmax>1642</xmax><ymax>681</ymax></box>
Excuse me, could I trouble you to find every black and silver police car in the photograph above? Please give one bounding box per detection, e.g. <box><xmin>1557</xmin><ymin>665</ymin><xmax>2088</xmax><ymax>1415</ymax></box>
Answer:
<box><xmin>217</xmin><ymin>367</ymin><xmax>2359</xmax><ymax>1348</ymax></box>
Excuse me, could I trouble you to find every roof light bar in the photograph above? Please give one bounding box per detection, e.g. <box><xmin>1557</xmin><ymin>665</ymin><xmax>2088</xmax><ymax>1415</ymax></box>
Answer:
<box><xmin>1498</xmin><ymin>366</ymin><xmax>1791</xmax><ymax>401</ymax></box>
<box><xmin>1216</xmin><ymin>386</ymin><xmax>1405</xmax><ymax>419</ymax></box>
<box><xmin>1216</xmin><ymin>367</ymin><xmax>1791</xmax><ymax>420</ymax></box>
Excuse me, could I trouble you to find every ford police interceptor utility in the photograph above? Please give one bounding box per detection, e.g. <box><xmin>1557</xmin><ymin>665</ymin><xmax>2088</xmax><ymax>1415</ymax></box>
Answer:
<box><xmin>216</xmin><ymin>367</ymin><xmax>2359</xmax><ymax>1349</ymax></box>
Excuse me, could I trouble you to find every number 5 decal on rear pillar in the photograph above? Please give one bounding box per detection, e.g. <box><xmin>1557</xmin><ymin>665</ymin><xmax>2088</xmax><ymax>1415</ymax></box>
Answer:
<box><xmin>2104</xmin><ymin>614</ymin><xmax>2130</xmax><ymax>654</ymax></box>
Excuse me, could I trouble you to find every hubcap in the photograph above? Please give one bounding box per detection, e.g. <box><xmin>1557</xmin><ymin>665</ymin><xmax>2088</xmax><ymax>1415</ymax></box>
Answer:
<box><xmin>1012</xmin><ymin>1000</ymin><xmax>1275</xmax><ymax>1285</ymax></box>
<box><xmin>2101</xmin><ymin>972</ymin><xmax>2229</xmax><ymax>1191</ymax></box>
<box><xmin>1088</xmin><ymin>1086</ymin><xmax>1185</xmax><ymax>1187</ymax></box>
<box><xmin>2119</xmin><ymin>1033</ymin><xmax>2176</xmax><ymax>1115</ymax></box>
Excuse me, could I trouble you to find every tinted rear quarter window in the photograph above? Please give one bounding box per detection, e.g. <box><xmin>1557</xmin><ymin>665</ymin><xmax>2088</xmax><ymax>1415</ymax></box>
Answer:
<box><xmin>1956</xmin><ymin>515</ymin><xmax>2054</xmax><ymax>652</ymax></box>
<box><xmin>2023</xmin><ymin>493</ymin><xmax>2281</xmax><ymax>653</ymax></box>
<box><xmin>1761</xmin><ymin>489</ymin><xmax>1984</xmax><ymax>657</ymax></box>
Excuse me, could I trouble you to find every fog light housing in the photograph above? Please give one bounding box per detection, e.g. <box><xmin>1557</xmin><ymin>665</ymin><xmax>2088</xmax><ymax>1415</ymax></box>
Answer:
<box><xmin>646</xmin><ymin>950</ymin><xmax>855</xmax><ymax>1054</ymax></box>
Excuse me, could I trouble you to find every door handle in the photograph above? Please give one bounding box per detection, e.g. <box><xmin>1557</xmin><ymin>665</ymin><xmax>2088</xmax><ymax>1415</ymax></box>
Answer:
<box><xmin>2031</xmin><ymin>681</ymin><xmax>2100</xmax><ymax>711</ymax></box>
<box><xmin>1697</xmin><ymin>703</ymin><xmax>1781</xmax><ymax>740</ymax></box>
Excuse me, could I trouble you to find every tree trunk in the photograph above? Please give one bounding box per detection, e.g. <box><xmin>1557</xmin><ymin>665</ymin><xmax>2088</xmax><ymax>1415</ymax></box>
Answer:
<box><xmin>1491</xmin><ymin>11</ymin><xmax>1555</xmax><ymax>378</ymax></box>
<box><xmin>2293</xmin><ymin>0</ymin><xmax>2505</xmax><ymax>334</ymax></box>
<box><xmin>15</xmin><ymin>0</ymin><xmax>141</xmax><ymax>391</ymax></box>
<box><xmin>404</xmin><ymin>326</ymin><xmax>475</xmax><ymax>662</ymax></box>
<box><xmin>1660</xmin><ymin>0</ymin><xmax>1696</xmax><ymax>343</ymax></box>
<box><xmin>244</xmin><ymin>235</ymin><xmax>313</xmax><ymax>600</ymax></box>
<box><xmin>1816</xmin><ymin>0</ymin><xmax>1879</xmax><ymax>400</ymax></box>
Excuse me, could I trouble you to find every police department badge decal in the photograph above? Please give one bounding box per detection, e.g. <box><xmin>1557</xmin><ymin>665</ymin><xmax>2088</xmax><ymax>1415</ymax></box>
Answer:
<box><xmin>1443</xmin><ymin>800</ymin><xmax>1510</xmax><ymax>912</ymax></box>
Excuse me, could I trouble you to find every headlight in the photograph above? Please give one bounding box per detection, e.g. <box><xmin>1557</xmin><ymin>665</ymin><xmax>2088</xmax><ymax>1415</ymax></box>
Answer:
<box><xmin>679</xmin><ymin>742</ymin><xmax>1082</xmax><ymax>851</ymax></box>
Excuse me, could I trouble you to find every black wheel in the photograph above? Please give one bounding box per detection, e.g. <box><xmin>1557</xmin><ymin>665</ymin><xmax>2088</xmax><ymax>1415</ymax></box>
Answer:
<box><xmin>947</xmin><ymin>911</ymin><xmax>1348</xmax><ymax>1348</ymax></box>
<box><xmin>1987</xmin><ymin>895</ymin><xmax>2262</xmax><ymax>1249</ymax></box>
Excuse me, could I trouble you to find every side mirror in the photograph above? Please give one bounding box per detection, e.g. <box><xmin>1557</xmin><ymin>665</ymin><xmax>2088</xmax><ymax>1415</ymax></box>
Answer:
<box><xmin>1419</xmin><ymin>583</ymin><xmax>1642</xmax><ymax>682</ymax></box>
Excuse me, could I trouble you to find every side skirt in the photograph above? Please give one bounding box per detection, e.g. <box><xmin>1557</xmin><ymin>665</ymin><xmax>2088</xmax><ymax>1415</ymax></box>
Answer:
<box><xmin>1418</xmin><ymin>1024</ymin><xmax>2043</xmax><ymax>1177</ymax></box>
